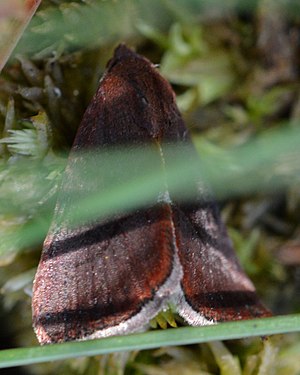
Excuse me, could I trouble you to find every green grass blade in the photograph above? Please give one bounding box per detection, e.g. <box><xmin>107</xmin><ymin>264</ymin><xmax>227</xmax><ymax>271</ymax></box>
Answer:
<box><xmin>0</xmin><ymin>315</ymin><xmax>299</xmax><ymax>369</ymax></box>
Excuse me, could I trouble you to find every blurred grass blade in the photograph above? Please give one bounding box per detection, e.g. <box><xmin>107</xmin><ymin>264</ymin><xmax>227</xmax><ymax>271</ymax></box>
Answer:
<box><xmin>14</xmin><ymin>0</ymin><xmax>268</xmax><ymax>58</ymax></box>
<box><xmin>1</xmin><ymin>125</ymin><xmax>300</xmax><ymax>258</ymax></box>
<box><xmin>0</xmin><ymin>0</ymin><xmax>41</xmax><ymax>72</ymax></box>
<box><xmin>195</xmin><ymin>123</ymin><xmax>300</xmax><ymax>197</ymax></box>
<box><xmin>0</xmin><ymin>315</ymin><xmax>299</xmax><ymax>369</ymax></box>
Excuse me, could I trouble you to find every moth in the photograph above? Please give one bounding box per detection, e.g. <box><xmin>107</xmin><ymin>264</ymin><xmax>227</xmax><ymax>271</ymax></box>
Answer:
<box><xmin>32</xmin><ymin>44</ymin><xmax>271</xmax><ymax>344</ymax></box>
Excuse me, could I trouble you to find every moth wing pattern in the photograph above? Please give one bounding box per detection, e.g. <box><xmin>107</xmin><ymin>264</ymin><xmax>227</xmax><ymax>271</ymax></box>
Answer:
<box><xmin>32</xmin><ymin>44</ymin><xmax>271</xmax><ymax>344</ymax></box>
<box><xmin>171</xmin><ymin>200</ymin><xmax>271</xmax><ymax>324</ymax></box>
<box><xmin>32</xmin><ymin>44</ymin><xmax>186</xmax><ymax>344</ymax></box>
<box><xmin>32</xmin><ymin>204</ymin><xmax>183</xmax><ymax>343</ymax></box>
